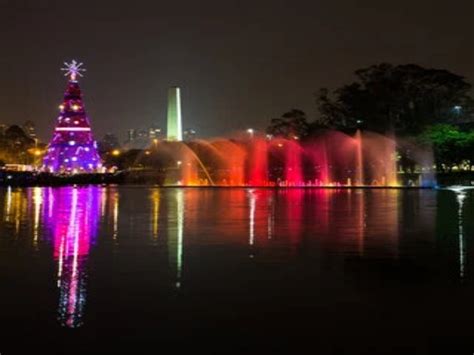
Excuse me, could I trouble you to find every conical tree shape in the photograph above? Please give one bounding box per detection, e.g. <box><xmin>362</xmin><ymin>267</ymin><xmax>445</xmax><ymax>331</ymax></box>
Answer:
<box><xmin>43</xmin><ymin>62</ymin><xmax>102</xmax><ymax>173</ymax></box>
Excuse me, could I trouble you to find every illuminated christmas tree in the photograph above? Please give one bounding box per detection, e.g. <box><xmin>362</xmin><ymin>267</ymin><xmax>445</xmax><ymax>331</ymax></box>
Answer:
<box><xmin>42</xmin><ymin>60</ymin><xmax>103</xmax><ymax>173</ymax></box>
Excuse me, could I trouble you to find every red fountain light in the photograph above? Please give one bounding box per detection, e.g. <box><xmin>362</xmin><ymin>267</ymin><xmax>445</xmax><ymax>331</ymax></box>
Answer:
<box><xmin>137</xmin><ymin>129</ymin><xmax>419</xmax><ymax>187</ymax></box>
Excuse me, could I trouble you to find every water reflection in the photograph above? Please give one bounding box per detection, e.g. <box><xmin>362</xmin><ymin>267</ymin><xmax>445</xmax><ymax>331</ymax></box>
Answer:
<box><xmin>31</xmin><ymin>187</ymin><xmax>43</xmax><ymax>246</ymax></box>
<box><xmin>248</xmin><ymin>189</ymin><xmax>256</xmax><ymax>246</ymax></box>
<box><xmin>451</xmin><ymin>188</ymin><xmax>471</xmax><ymax>280</ymax></box>
<box><xmin>267</xmin><ymin>194</ymin><xmax>274</xmax><ymax>240</ymax></box>
<box><xmin>458</xmin><ymin>192</ymin><xmax>466</xmax><ymax>279</ymax></box>
<box><xmin>111</xmin><ymin>189</ymin><xmax>119</xmax><ymax>240</ymax></box>
<box><xmin>43</xmin><ymin>187</ymin><xmax>102</xmax><ymax>328</ymax></box>
<box><xmin>4</xmin><ymin>186</ymin><xmax>27</xmax><ymax>235</ymax></box>
<box><xmin>150</xmin><ymin>189</ymin><xmax>160</xmax><ymax>240</ymax></box>
<box><xmin>0</xmin><ymin>186</ymin><xmax>472</xmax><ymax>335</ymax></box>
<box><xmin>167</xmin><ymin>189</ymin><xmax>184</xmax><ymax>288</ymax></box>
<box><xmin>176</xmin><ymin>190</ymin><xmax>184</xmax><ymax>288</ymax></box>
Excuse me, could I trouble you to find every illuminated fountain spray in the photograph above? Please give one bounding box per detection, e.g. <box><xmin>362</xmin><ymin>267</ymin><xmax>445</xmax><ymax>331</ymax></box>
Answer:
<box><xmin>354</xmin><ymin>130</ymin><xmax>364</xmax><ymax>186</ymax></box>
<box><xmin>141</xmin><ymin>84</ymin><xmax>410</xmax><ymax>187</ymax></box>
<box><xmin>281</xmin><ymin>139</ymin><xmax>303</xmax><ymax>186</ymax></box>
<box><xmin>209</xmin><ymin>139</ymin><xmax>246</xmax><ymax>185</ymax></box>
<box><xmin>136</xmin><ymin>128</ymin><xmax>429</xmax><ymax>187</ymax></box>
<box><xmin>248</xmin><ymin>138</ymin><xmax>269</xmax><ymax>186</ymax></box>
<box><xmin>361</xmin><ymin>132</ymin><xmax>398</xmax><ymax>186</ymax></box>
<box><xmin>306</xmin><ymin>135</ymin><xmax>330</xmax><ymax>186</ymax></box>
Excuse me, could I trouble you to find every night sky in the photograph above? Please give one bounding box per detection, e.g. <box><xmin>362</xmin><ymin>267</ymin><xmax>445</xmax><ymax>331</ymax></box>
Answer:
<box><xmin>0</xmin><ymin>0</ymin><xmax>472</xmax><ymax>141</ymax></box>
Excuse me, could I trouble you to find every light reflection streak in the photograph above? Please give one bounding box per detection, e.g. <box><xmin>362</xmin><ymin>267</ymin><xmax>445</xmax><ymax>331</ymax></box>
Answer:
<box><xmin>3</xmin><ymin>188</ymin><xmax>27</xmax><ymax>235</ymax></box>
<box><xmin>32</xmin><ymin>187</ymin><xmax>43</xmax><ymax>245</ymax></box>
<box><xmin>168</xmin><ymin>189</ymin><xmax>184</xmax><ymax>289</ymax></box>
<box><xmin>267</xmin><ymin>194</ymin><xmax>274</xmax><ymax>240</ymax></box>
<box><xmin>248</xmin><ymin>189</ymin><xmax>256</xmax><ymax>246</ymax></box>
<box><xmin>47</xmin><ymin>188</ymin><xmax>54</xmax><ymax>219</ymax></box>
<box><xmin>177</xmin><ymin>190</ymin><xmax>183</xmax><ymax>287</ymax></box>
<box><xmin>357</xmin><ymin>190</ymin><xmax>366</xmax><ymax>256</ymax></box>
<box><xmin>100</xmin><ymin>187</ymin><xmax>107</xmax><ymax>218</ymax></box>
<box><xmin>5</xmin><ymin>186</ymin><xmax>12</xmax><ymax>219</ymax></box>
<box><xmin>444</xmin><ymin>186</ymin><xmax>473</xmax><ymax>281</ymax></box>
<box><xmin>151</xmin><ymin>189</ymin><xmax>160</xmax><ymax>239</ymax></box>
<box><xmin>112</xmin><ymin>190</ymin><xmax>119</xmax><ymax>240</ymax></box>
<box><xmin>456</xmin><ymin>192</ymin><xmax>467</xmax><ymax>280</ymax></box>
<box><xmin>44</xmin><ymin>186</ymin><xmax>101</xmax><ymax>328</ymax></box>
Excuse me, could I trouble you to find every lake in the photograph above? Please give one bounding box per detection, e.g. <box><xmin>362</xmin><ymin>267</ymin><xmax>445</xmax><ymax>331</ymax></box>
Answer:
<box><xmin>0</xmin><ymin>186</ymin><xmax>473</xmax><ymax>354</ymax></box>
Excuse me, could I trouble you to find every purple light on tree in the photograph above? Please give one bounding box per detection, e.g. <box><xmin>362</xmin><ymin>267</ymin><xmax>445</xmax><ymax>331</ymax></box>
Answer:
<box><xmin>42</xmin><ymin>60</ymin><xmax>102</xmax><ymax>174</ymax></box>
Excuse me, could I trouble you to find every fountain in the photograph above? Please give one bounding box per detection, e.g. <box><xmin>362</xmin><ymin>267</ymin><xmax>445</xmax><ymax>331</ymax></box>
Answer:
<box><xmin>130</xmin><ymin>129</ymin><xmax>435</xmax><ymax>188</ymax></box>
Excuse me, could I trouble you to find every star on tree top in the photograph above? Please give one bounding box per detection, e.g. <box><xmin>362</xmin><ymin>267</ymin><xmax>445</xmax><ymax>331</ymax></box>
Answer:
<box><xmin>61</xmin><ymin>60</ymin><xmax>86</xmax><ymax>81</ymax></box>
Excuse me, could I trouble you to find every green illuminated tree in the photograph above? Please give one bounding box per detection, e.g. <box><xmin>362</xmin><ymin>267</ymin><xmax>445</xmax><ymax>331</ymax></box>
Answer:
<box><xmin>419</xmin><ymin>124</ymin><xmax>472</xmax><ymax>171</ymax></box>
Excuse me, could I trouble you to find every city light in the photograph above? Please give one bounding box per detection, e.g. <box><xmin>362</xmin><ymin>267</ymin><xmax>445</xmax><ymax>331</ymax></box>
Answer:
<box><xmin>453</xmin><ymin>105</ymin><xmax>462</xmax><ymax>114</ymax></box>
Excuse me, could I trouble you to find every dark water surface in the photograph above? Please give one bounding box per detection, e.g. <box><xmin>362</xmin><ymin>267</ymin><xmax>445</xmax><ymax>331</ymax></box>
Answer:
<box><xmin>0</xmin><ymin>186</ymin><xmax>473</xmax><ymax>354</ymax></box>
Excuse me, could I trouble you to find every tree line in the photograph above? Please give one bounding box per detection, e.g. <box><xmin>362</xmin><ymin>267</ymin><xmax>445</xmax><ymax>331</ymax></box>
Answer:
<box><xmin>0</xmin><ymin>125</ymin><xmax>37</xmax><ymax>165</ymax></box>
<box><xmin>267</xmin><ymin>63</ymin><xmax>474</xmax><ymax>171</ymax></box>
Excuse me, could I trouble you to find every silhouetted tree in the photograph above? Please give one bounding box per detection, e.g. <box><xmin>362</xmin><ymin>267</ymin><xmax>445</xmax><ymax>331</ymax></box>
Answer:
<box><xmin>0</xmin><ymin>125</ymin><xmax>36</xmax><ymax>163</ymax></box>
<box><xmin>316</xmin><ymin>63</ymin><xmax>474</xmax><ymax>135</ymax></box>
<box><xmin>267</xmin><ymin>109</ymin><xmax>310</xmax><ymax>139</ymax></box>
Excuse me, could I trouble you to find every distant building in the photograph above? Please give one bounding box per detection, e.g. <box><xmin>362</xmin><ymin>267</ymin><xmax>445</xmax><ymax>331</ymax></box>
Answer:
<box><xmin>136</xmin><ymin>129</ymin><xmax>148</xmax><ymax>140</ymax></box>
<box><xmin>127</xmin><ymin>129</ymin><xmax>137</xmax><ymax>142</ymax></box>
<box><xmin>99</xmin><ymin>133</ymin><xmax>120</xmax><ymax>153</ymax></box>
<box><xmin>4</xmin><ymin>125</ymin><xmax>35</xmax><ymax>148</ymax></box>
<box><xmin>0</xmin><ymin>124</ymin><xmax>7</xmax><ymax>136</ymax></box>
<box><xmin>22</xmin><ymin>120</ymin><xmax>37</xmax><ymax>140</ymax></box>
<box><xmin>183</xmin><ymin>128</ymin><xmax>196</xmax><ymax>141</ymax></box>
<box><xmin>124</xmin><ymin>127</ymin><xmax>156</xmax><ymax>149</ymax></box>
<box><xmin>124</xmin><ymin>125</ymin><xmax>164</xmax><ymax>149</ymax></box>
<box><xmin>149</xmin><ymin>126</ymin><xmax>162</xmax><ymax>139</ymax></box>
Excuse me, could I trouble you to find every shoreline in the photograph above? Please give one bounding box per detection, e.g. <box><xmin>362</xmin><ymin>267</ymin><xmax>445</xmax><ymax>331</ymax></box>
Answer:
<box><xmin>1</xmin><ymin>170</ymin><xmax>472</xmax><ymax>189</ymax></box>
